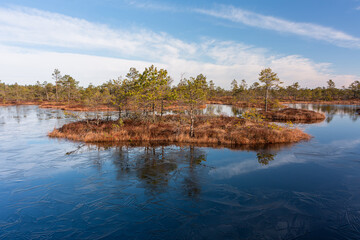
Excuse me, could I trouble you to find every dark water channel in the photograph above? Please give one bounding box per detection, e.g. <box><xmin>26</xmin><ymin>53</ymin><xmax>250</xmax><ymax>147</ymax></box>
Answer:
<box><xmin>0</xmin><ymin>104</ymin><xmax>360</xmax><ymax>239</ymax></box>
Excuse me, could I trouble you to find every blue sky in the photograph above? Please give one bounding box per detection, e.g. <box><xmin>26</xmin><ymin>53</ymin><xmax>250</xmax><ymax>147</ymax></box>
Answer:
<box><xmin>0</xmin><ymin>0</ymin><xmax>359</xmax><ymax>88</ymax></box>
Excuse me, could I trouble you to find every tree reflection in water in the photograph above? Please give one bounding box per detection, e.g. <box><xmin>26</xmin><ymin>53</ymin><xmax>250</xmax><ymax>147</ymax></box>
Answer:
<box><xmin>256</xmin><ymin>152</ymin><xmax>277</xmax><ymax>165</ymax></box>
<box><xmin>110</xmin><ymin>145</ymin><xmax>207</xmax><ymax>197</ymax></box>
<box><xmin>231</xmin><ymin>106</ymin><xmax>243</xmax><ymax>117</ymax></box>
<box><xmin>182</xmin><ymin>146</ymin><xmax>206</xmax><ymax>198</ymax></box>
<box><xmin>72</xmin><ymin>142</ymin><xmax>290</xmax><ymax>199</ymax></box>
<box><xmin>136</xmin><ymin>146</ymin><xmax>178</xmax><ymax>194</ymax></box>
<box><xmin>204</xmin><ymin>104</ymin><xmax>225</xmax><ymax>116</ymax></box>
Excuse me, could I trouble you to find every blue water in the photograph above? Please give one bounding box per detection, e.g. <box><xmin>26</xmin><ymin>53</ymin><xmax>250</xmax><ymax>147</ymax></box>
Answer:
<box><xmin>0</xmin><ymin>104</ymin><xmax>360</xmax><ymax>239</ymax></box>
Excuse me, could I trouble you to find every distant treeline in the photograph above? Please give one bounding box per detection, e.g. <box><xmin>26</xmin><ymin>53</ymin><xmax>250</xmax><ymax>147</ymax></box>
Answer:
<box><xmin>1</xmin><ymin>66</ymin><xmax>360</xmax><ymax>107</ymax></box>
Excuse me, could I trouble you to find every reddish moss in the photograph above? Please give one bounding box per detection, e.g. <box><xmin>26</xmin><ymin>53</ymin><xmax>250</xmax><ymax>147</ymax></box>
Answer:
<box><xmin>261</xmin><ymin>108</ymin><xmax>325</xmax><ymax>123</ymax></box>
<box><xmin>49</xmin><ymin>115</ymin><xmax>311</xmax><ymax>147</ymax></box>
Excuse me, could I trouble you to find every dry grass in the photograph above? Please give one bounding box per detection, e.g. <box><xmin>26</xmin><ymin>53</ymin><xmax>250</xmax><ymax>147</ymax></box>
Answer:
<box><xmin>39</xmin><ymin>102</ymin><xmax>116</xmax><ymax>111</ymax></box>
<box><xmin>0</xmin><ymin>101</ymin><xmax>40</xmax><ymax>106</ymax></box>
<box><xmin>49</xmin><ymin>115</ymin><xmax>311</xmax><ymax>147</ymax></box>
<box><xmin>207</xmin><ymin>96</ymin><xmax>285</xmax><ymax>109</ymax></box>
<box><xmin>261</xmin><ymin>108</ymin><xmax>326</xmax><ymax>123</ymax></box>
<box><xmin>0</xmin><ymin>101</ymin><xmax>111</xmax><ymax>110</ymax></box>
<box><xmin>39</xmin><ymin>101</ymin><xmax>205</xmax><ymax>112</ymax></box>
<box><xmin>207</xmin><ymin>97</ymin><xmax>263</xmax><ymax>108</ymax></box>
<box><xmin>207</xmin><ymin>96</ymin><xmax>234</xmax><ymax>105</ymax></box>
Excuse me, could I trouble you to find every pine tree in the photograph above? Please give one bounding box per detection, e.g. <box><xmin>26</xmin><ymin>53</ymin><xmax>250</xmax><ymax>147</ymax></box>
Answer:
<box><xmin>258</xmin><ymin>68</ymin><xmax>282</xmax><ymax>111</ymax></box>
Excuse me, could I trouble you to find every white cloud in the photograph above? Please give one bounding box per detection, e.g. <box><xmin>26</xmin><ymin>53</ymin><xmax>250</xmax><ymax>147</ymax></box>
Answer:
<box><xmin>356</xmin><ymin>6</ymin><xmax>360</xmax><ymax>10</ymax></box>
<box><xmin>196</xmin><ymin>6</ymin><xmax>360</xmax><ymax>49</ymax></box>
<box><xmin>0</xmin><ymin>6</ymin><xmax>358</xmax><ymax>88</ymax></box>
<box><xmin>0</xmin><ymin>45</ymin><xmax>155</xmax><ymax>86</ymax></box>
<box><xmin>0</xmin><ymin>6</ymin><xmax>197</xmax><ymax>62</ymax></box>
<box><xmin>269</xmin><ymin>55</ymin><xmax>357</xmax><ymax>87</ymax></box>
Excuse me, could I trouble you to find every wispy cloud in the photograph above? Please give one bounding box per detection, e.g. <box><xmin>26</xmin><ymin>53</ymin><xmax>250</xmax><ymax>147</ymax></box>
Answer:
<box><xmin>356</xmin><ymin>6</ymin><xmax>360</xmax><ymax>10</ymax></box>
<box><xmin>196</xmin><ymin>5</ymin><xmax>360</xmax><ymax>49</ymax></box>
<box><xmin>0</xmin><ymin>6</ymin><xmax>358</xmax><ymax>88</ymax></box>
<box><xmin>124</xmin><ymin>0</ymin><xmax>178</xmax><ymax>11</ymax></box>
<box><xmin>0</xmin><ymin>6</ymin><xmax>196</xmax><ymax>61</ymax></box>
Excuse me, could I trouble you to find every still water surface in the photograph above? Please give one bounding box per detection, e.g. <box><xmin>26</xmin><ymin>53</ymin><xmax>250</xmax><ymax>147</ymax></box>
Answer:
<box><xmin>0</xmin><ymin>104</ymin><xmax>360</xmax><ymax>239</ymax></box>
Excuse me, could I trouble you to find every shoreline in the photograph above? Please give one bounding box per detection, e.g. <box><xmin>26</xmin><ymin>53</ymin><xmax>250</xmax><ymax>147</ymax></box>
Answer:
<box><xmin>1</xmin><ymin>99</ymin><xmax>359</xmax><ymax>112</ymax></box>
<box><xmin>0</xmin><ymin>101</ymin><xmax>205</xmax><ymax>112</ymax></box>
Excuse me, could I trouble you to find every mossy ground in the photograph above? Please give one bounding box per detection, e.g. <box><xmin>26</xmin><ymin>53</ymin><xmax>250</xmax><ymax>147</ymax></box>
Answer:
<box><xmin>49</xmin><ymin>115</ymin><xmax>311</xmax><ymax>147</ymax></box>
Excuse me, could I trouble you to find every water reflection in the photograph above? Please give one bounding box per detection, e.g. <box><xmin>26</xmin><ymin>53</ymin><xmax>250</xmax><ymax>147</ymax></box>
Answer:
<box><xmin>115</xmin><ymin>146</ymin><xmax>180</xmax><ymax>194</ymax></box>
<box><xmin>256</xmin><ymin>152</ymin><xmax>277</xmax><ymax>165</ymax></box>
<box><xmin>203</xmin><ymin>104</ymin><xmax>245</xmax><ymax>117</ymax></box>
<box><xmin>205</xmin><ymin>103</ymin><xmax>360</xmax><ymax>123</ymax></box>
<box><xmin>231</xmin><ymin>106</ymin><xmax>243</xmax><ymax>117</ymax></box>
<box><xmin>287</xmin><ymin>103</ymin><xmax>360</xmax><ymax>122</ymax></box>
<box><xmin>63</xmin><ymin>143</ymin><xmax>209</xmax><ymax>199</ymax></box>
<box><xmin>74</xmin><ymin>143</ymin><xmax>286</xmax><ymax>198</ymax></box>
<box><xmin>1</xmin><ymin>105</ymin><xmax>360</xmax><ymax>239</ymax></box>
<box><xmin>98</xmin><ymin>145</ymin><xmax>208</xmax><ymax>198</ymax></box>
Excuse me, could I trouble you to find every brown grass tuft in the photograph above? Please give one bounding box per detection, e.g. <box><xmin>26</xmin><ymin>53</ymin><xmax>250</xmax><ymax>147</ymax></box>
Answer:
<box><xmin>48</xmin><ymin>115</ymin><xmax>311</xmax><ymax>147</ymax></box>
<box><xmin>261</xmin><ymin>108</ymin><xmax>325</xmax><ymax>123</ymax></box>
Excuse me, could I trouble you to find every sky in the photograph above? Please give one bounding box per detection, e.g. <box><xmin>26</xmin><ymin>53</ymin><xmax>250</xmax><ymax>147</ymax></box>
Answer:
<box><xmin>0</xmin><ymin>0</ymin><xmax>359</xmax><ymax>89</ymax></box>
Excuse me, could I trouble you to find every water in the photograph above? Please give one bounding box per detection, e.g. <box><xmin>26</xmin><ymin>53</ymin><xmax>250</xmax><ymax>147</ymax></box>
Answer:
<box><xmin>0</xmin><ymin>104</ymin><xmax>360</xmax><ymax>239</ymax></box>
<box><xmin>203</xmin><ymin>104</ymin><xmax>245</xmax><ymax>116</ymax></box>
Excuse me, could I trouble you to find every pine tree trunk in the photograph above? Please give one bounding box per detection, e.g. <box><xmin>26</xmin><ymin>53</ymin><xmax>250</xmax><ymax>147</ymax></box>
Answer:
<box><xmin>265</xmin><ymin>87</ymin><xmax>269</xmax><ymax>112</ymax></box>
<box><xmin>160</xmin><ymin>99</ymin><xmax>164</xmax><ymax>117</ymax></box>
<box><xmin>152</xmin><ymin>102</ymin><xmax>155</xmax><ymax>122</ymax></box>
<box><xmin>190</xmin><ymin>109</ymin><xmax>194</xmax><ymax>138</ymax></box>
